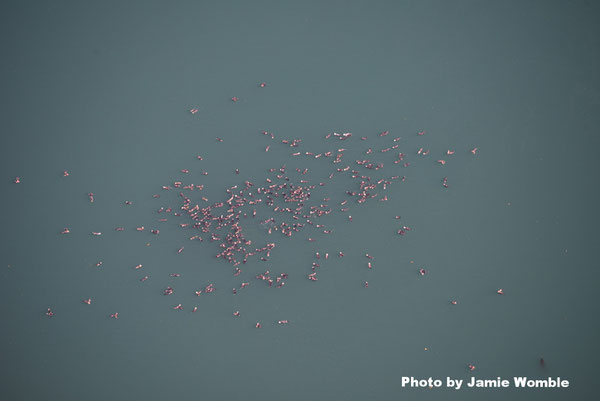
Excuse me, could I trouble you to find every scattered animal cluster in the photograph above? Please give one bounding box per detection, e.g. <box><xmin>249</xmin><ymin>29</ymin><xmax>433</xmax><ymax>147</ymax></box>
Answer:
<box><xmin>12</xmin><ymin>82</ymin><xmax>499</xmax><ymax>372</ymax></box>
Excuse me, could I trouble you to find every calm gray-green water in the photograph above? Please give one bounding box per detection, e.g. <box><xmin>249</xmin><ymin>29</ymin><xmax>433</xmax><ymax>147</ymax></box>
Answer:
<box><xmin>1</xmin><ymin>1</ymin><xmax>599</xmax><ymax>400</ymax></box>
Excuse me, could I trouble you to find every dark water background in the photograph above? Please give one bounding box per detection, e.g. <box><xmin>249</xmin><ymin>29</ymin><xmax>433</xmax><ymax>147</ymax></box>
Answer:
<box><xmin>1</xmin><ymin>1</ymin><xmax>599</xmax><ymax>400</ymax></box>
